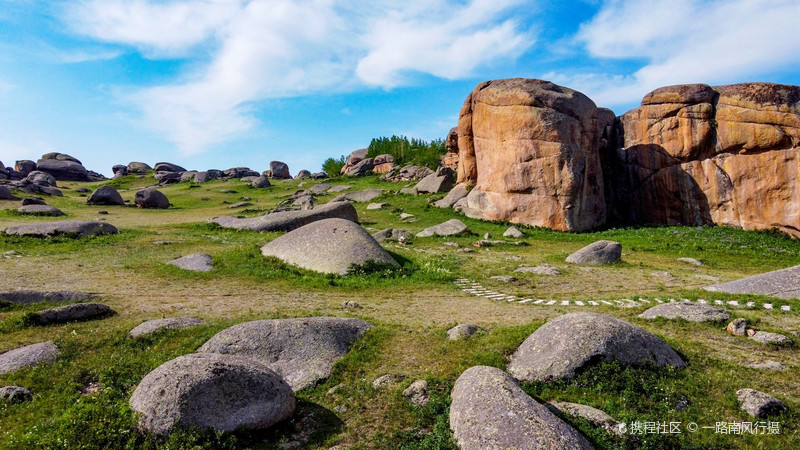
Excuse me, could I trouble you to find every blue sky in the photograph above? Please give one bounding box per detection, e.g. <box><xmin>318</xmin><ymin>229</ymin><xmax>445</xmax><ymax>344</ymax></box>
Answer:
<box><xmin>1</xmin><ymin>0</ymin><xmax>799</xmax><ymax>177</ymax></box>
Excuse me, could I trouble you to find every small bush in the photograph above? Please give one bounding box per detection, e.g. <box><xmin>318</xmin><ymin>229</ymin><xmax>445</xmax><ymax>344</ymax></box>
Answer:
<box><xmin>322</xmin><ymin>155</ymin><xmax>347</xmax><ymax>177</ymax></box>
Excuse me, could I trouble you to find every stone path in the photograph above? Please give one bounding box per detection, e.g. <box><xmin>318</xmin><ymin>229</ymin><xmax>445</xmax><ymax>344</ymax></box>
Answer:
<box><xmin>454</xmin><ymin>279</ymin><xmax>793</xmax><ymax>311</ymax></box>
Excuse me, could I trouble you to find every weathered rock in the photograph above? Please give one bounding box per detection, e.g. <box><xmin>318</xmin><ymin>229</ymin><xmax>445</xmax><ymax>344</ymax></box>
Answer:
<box><xmin>372</xmin><ymin>374</ymin><xmax>404</xmax><ymax>388</ymax></box>
<box><xmin>491</xmin><ymin>275</ymin><xmax>517</xmax><ymax>283</ymax></box>
<box><xmin>198</xmin><ymin>317</ymin><xmax>372</xmax><ymax>391</ymax></box>
<box><xmin>514</xmin><ymin>264</ymin><xmax>561</xmax><ymax>275</ymax></box>
<box><xmin>154</xmin><ymin>171</ymin><xmax>182</xmax><ymax>184</ymax></box>
<box><xmin>0</xmin><ymin>386</ymin><xmax>33</xmax><ymax>403</ymax></box>
<box><xmin>508</xmin><ymin>312</ymin><xmax>685</xmax><ymax>382</ymax></box>
<box><xmin>17</xmin><ymin>205</ymin><xmax>64</xmax><ymax>216</ymax></box>
<box><xmin>192</xmin><ymin>171</ymin><xmax>210</xmax><ymax>183</ymax></box>
<box><xmin>748</xmin><ymin>331</ymin><xmax>792</xmax><ymax>345</ymax></box>
<box><xmin>135</xmin><ymin>188</ymin><xmax>170</xmax><ymax>209</ymax></box>
<box><xmin>251</xmin><ymin>176</ymin><xmax>271</xmax><ymax>188</ymax></box>
<box><xmin>4</xmin><ymin>221</ymin><xmax>119</xmax><ymax>237</ymax></box>
<box><xmin>29</xmin><ymin>303</ymin><xmax>114</xmax><ymax>325</ymax></box>
<box><xmin>308</xmin><ymin>183</ymin><xmax>331</xmax><ymax>194</ymax></box>
<box><xmin>0</xmin><ymin>185</ymin><xmax>12</xmax><ymax>199</ymax></box>
<box><xmin>610</xmin><ymin>83</ymin><xmax>800</xmax><ymax>237</ymax></box>
<box><xmin>372</xmin><ymin>228</ymin><xmax>413</xmax><ymax>243</ymax></box>
<box><xmin>128</xmin><ymin>317</ymin><xmax>204</xmax><ymax>338</ymax></box>
<box><xmin>450</xmin><ymin>366</ymin><xmax>593</xmax><ymax>450</ymax></box>
<box><xmin>129</xmin><ymin>353</ymin><xmax>295</xmax><ymax>435</ymax></box>
<box><xmin>565</xmin><ymin>240</ymin><xmax>622</xmax><ymax>265</ymax></box>
<box><xmin>295</xmin><ymin>170</ymin><xmax>311</xmax><ymax>179</ymax></box>
<box><xmin>268</xmin><ymin>161</ymin><xmax>291</xmax><ymax>179</ymax></box>
<box><xmin>639</xmin><ymin>302</ymin><xmax>731</xmax><ymax>322</ymax></box>
<box><xmin>261</xmin><ymin>218</ymin><xmax>398</xmax><ymax>275</ymax></box>
<box><xmin>366</xmin><ymin>202</ymin><xmax>386</xmax><ymax>210</ymax></box>
<box><xmin>221</xmin><ymin>167</ymin><xmax>258</xmax><ymax>179</ymax></box>
<box><xmin>745</xmin><ymin>361</ymin><xmax>787</xmax><ymax>371</ymax></box>
<box><xmin>21</xmin><ymin>197</ymin><xmax>46</xmax><ymax>205</ymax></box>
<box><xmin>228</xmin><ymin>201</ymin><xmax>252</xmax><ymax>209</ymax></box>
<box><xmin>442</xmin><ymin>126</ymin><xmax>460</xmax><ymax>170</ymax></box>
<box><xmin>384</xmin><ymin>165</ymin><xmax>433</xmax><ymax>181</ymax></box>
<box><xmin>0</xmin><ymin>341</ymin><xmax>59</xmax><ymax>375</ymax></box>
<box><xmin>503</xmin><ymin>226</ymin><xmax>524</xmax><ymax>238</ymax></box>
<box><xmin>328</xmin><ymin>185</ymin><xmax>352</xmax><ymax>193</ymax></box>
<box><xmin>310</xmin><ymin>171</ymin><xmax>327</xmax><ymax>179</ymax></box>
<box><xmin>86</xmin><ymin>185</ymin><xmax>124</xmax><ymax>206</ymax></box>
<box><xmin>167</xmin><ymin>254</ymin><xmax>213</xmax><ymax>272</ymax></box>
<box><xmin>403</xmin><ymin>380</ymin><xmax>430</xmax><ymax>406</ymax></box>
<box><xmin>292</xmin><ymin>194</ymin><xmax>315</xmax><ymax>210</ymax></box>
<box><xmin>705</xmin><ymin>264</ymin><xmax>800</xmax><ymax>299</ymax></box>
<box><xmin>330</xmin><ymin>188</ymin><xmax>383</xmax><ymax>203</ymax></box>
<box><xmin>127</xmin><ymin>162</ymin><xmax>152</xmax><ymax>174</ymax></box>
<box><xmin>727</xmin><ymin>318</ymin><xmax>748</xmax><ymax>336</ymax></box>
<box><xmin>15</xmin><ymin>160</ymin><xmax>37</xmax><ymax>177</ymax></box>
<box><xmin>180</xmin><ymin>171</ymin><xmax>198</xmax><ymax>182</ymax></box>
<box><xmin>446</xmin><ymin>324</ymin><xmax>481</xmax><ymax>340</ymax></box>
<box><xmin>415</xmin><ymin>167</ymin><xmax>455</xmax><ymax>194</ymax></box>
<box><xmin>154</xmin><ymin>162</ymin><xmax>187</xmax><ymax>173</ymax></box>
<box><xmin>13</xmin><ymin>181</ymin><xmax>62</xmax><ymax>196</ymax></box>
<box><xmin>211</xmin><ymin>201</ymin><xmax>358</xmax><ymax>232</ymax></box>
<box><xmin>24</xmin><ymin>171</ymin><xmax>57</xmax><ymax>187</ymax></box>
<box><xmin>340</xmin><ymin>148</ymin><xmax>369</xmax><ymax>176</ymax></box>
<box><xmin>112</xmin><ymin>164</ymin><xmax>129</xmax><ymax>176</ymax></box>
<box><xmin>736</xmin><ymin>389</ymin><xmax>787</xmax><ymax>418</ymax></box>
<box><xmin>545</xmin><ymin>402</ymin><xmax>626</xmax><ymax>436</ymax></box>
<box><xmin>416</xmin><ymin>219</ymin><xmax>469</xmax><ymax>237</ymax></box>
<box><xmin>432</xmin><ymin>183</ymin><xmax>469</xmax><ymax>208</ymax></box>
<box><xmin>0</xmin><ymin>290</ymin><xmax>94</xmax><ymax>304</ymax></box>
<box><xmin>399</xmin><ymin>187</ymin><xmax>418</xmax><ymax>195</ymax></box>
<box><xmin>456</xmin><ymin>78</ymin><xmax>607</xmax><ymax>232</ymax></box>
<box><xmin>678</xmin><ymin>257</ymin><xmax>704</xmax><ymax>266</ymax></box>
<box><xmin>36</xmin><ymin>154</ymin><xmax>91</xmax><ymax>181</ymax></box>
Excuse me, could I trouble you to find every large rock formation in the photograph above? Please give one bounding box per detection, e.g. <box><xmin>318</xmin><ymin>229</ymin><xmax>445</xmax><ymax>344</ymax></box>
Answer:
<box><xmin>608</xmin><ymin>82</ymin><xmax>800</xmax><ymax>236</ymax></box>
<box><xmin>455</xmin><ymin>78</ymin><xmax>608</xmax><ymax>232</ymax></box>
<box><xmin>451</xmin><ymin>79</ymin><xmax>800</xmax><ymax>237</ymax></box>
<box><xmin>36</xmin><ymin>153</ymin><xmax>91</xmax><ymax>181</ymax></box>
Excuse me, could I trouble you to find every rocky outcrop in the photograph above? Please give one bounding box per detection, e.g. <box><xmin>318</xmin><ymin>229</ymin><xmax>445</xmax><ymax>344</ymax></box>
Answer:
<box><xmin>28</xmin><ymin>303</ymin><xmax>114</xmax><ymax>326</ymax></box>
<box><xmin>86</xmin><ymin>186</ymin><xmax>124</xmax><ymax>206</ymax></box>
<box><xmin>268</xmin><ymin>162</ymin><xmax>291</xmax><ymax>179</ymax></box>
<box><xmin>211</xmin><ymin>201</ymin><xmax>358</xmax><ymax>232</ymax></box>
<box><xmin>4</xmin><ymin>221</ymin><xmax>119</xmax><ymax>237</ymax></box>
<box><xmin>455</xmin><ymin>78</ymin><xmax>608</xmax><ymax>232</ymax></box>
<box><xmin>565</xmin><ymin>240</ymin><xmax>622</xmax><ymax>265</ymax></box>
<box><xmin>0</xmin><ymin>341</ymin><xmax>60</xmax><ymax>375</ymax></box>
<box><xmin>706</xmin><ymin>264</ymin><xmax>800</xmax><ymax>299</ymax></box>
<box><xmin>441</xmin><ymin>126</ymin><xmax>460</xmax><ymax>170</ymax></box>
<box><xmin>135</xmin><ymin>188</ymin><xmax>170</xmax><ymax>209</ymax></box>
<box><xmin>36</xmin><ymin>153</ymin><xmax>91</xmax><ymax>181</ymax></box>
<box><xmin>340</xmin><ymin>149</ymin><xmax>372</xmax><ymax>176</ymax></box>
<box><xmin>450</xmin><ymin>79</ymin><xmax>800</xmax><ymax>236</ymax></box>
<box><xmin>609</xmin><ymin>82</ymin><xmax>800</xmax><ymax>236</ymax></box>
<box><xmin>129</xmin><ymin>317</ymin><xmax>204</xmax><ymax>338</ymax></box>
<box><xmin>167</xmin><ymin>254</ymin><xmax>214</xmax><ymax>272</ymax></box>
<box><xmin>639</xmin><ymin>302</ymin><xmax>731</xmax><ymax>322</ymax></box>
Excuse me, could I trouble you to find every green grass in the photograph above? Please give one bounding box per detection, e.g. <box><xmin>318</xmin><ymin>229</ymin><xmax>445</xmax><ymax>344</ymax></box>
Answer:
<box><xmin>1</xmin><ymin>174</ymin><xmax>799</xmax><ymax>449</ymax></box>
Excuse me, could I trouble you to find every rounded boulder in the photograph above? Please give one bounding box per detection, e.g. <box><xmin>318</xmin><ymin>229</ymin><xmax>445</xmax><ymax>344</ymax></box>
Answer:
<box><xmin>86</xmin><ymin>185</ymin><xmax>124</xmax><ymax>206</ymax></box>
<box><xmin>135</xmin><ymin>188</ymin><xmax>169</xmax><ymax>209</ymax></box>
<box><xmin>507</xmin><ymin>312</ymin><xmax>685</xmax><ymax>382</ymax></box>
<box><xmin>260</xmin><ymin>218</ymin><xmax>398</xmax><ymax>275</ymax></box>
<box><xmin>129</xmin><ymin>353</ymin><xmax>295</xmax><ymax>435</ymax></box>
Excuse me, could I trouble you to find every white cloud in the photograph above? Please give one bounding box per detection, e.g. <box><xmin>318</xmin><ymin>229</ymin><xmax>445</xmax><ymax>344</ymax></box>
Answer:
<box><xmin>561</xmin><ymin>0</ymin><xmax>800</xmax><ymax>108</ymax></box>
<box><xmin>66</xmin><ymin>0</ymin><xmax>532</xmax><ymax>155</ymax></box>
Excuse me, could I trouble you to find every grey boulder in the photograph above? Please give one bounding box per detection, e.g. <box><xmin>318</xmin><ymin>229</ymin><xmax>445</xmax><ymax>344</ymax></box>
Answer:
<box><xmin>211</xmin><ymin>201</ymin><xmax>358</xmax><ymax>232</ymax></box>
<box><xmin>748</xmin><ymin>331</ymin><xmax>792</xmax><ymax>345</ymax></box>
<box><xmin>515</xmin><ymin>264</ymin><xmax>561</xmax><ymax>276</ymax></box>
<box><xmin>24</xmin><ymin>171</ymin><xmax>57</xmax><ymax>187</ymax></box>
<box><xmin>446</xmin><ymin>324</ymin><xmax>481</xmax><ymax>341</ymax></box>
<box><xmin>330</xmin><ymin>189</ymin><xmax>383</xmax><ymax>203</ymax></box>
<box><xmin>0</xmin><ymin>185</ymin><xmax>12</xmax><ymax>199</ymax></box>
<box><xmin>416</xmin><ymin>219</ymin><xmax>469</xmax><ymax>237</ymax></box>
<box><xmin>295</xmin><ymin>170</ymin><xmax>311</xmax><ymax>179</ymax></box>
<box><xmin>4</xmin><ymin>221</ymin><xmax>119</xmax><ymax>237</ymax></box>
<box><xmin>29</xmin><ymin>303</ymin><xmax>114</xmax><ymax>326</ymax></box>
<box><xmin>153</xmin><ymin>162</ymin><xmax>186</xmax><ymax>173</ymax></box>
<box><xmin>545</xmin><ymin>401</ymin><xmax>626</xmax><ymax>436</ymax></box>
<box><xmin>261</xmin><ymin>218</ymin><xmax>398</xmax><ymax>275</ymax></box>
<box><xmin>129</xmin><ymin>353</ymin><xmax>295</xmax><ymax>435</ymax></box>
<box><xmin>135</xmin><ymin>188</ymin><xmax>169</xmax><ymax>209</ymax></box>
<box><xmin>432</xmin><ymin>183</ymin><xmax>469</xmax><ymax>208</ymax></box>
<box><xmin>736</xmin><ymin>389</ymin><xmax>787</xmax><ymax>418</ymax></box>
<box><xmin>17</xmin><ymin>205</ymin><xmax>64</xmax><ymax>216</ymax></box>
<box><xmin>0</xmin><ymin>290</ymin><xmax>94</xmax><ymax>304</ymax></box>
<box><xmin>705</xmin><ymin>264</ymin><xmax>800</xmax><ymax>299</ymax></box>
<box><xmin>127</xmin><ymin>162</ymin><xmax>152</xmax><ymax>173</ymax></box>
<box><xmin>639</xmin><ymin>302</ymin><xmax>731</xmax><ymax>323</ymax></box>
<box><xmin>251</xmin><ymin>176</ymin><xmax>271</xmax><ymax>188</ymax></box>
<box><xmin>129</xmin><ymin>317</ymin><xmax>204</xmax><ymax>338</ymax></box>
<box><xmin>35</xmin><ymin>158</ymin><xmax>91</xmax><ymax>181</ymax></box>
<box><xmin>0</xmin><ymin>386</ymin><xmax>33</xmax><ymax>403</ymax></box>
<box><xmin>450</xmin><ymin>366</ymin><xmax>593</xmax><ymax>450</ymax></box>
<box><xmin>167</xmin><ymin>254</ymin><xmax>213</xmax><ymax>272</ymax></box>
<box><xmin>269</xmin><ymin>161</ymin><xmax>291</xmax><ymax>179</ymax></box>
<box><xmin>507</xmin><ymin>312</ymin><xmax>685</xmax><ymax>382</ymax></box>
<box><xmin>198</xmin><ymin>316</ymin><xmax>372</xmax><ymax>391</ymax></box>
<box><xmin>503</xmin><ymin>226</ymin><xmax>524</xmax><ymax>238</ymax></box>
<box><xmin>86</xmin><ymin>185</ymin><xmax>124</xmax><ymax>206</ymax></box>
<box><xmin>0</xmin><ymin>341</ymin><xmax>60</xmax><ymax>375</ymax></box>
<box><xmin>414</xmin><ymin>167</ymin><xmax>454</xmax><ymax>194</ymax></box>
<box><xmin>565</xmin><ymin>240</ymin><xmax>622</xmax><ymax>265</ymax></box>
<box><xmin>373</xmin><ymin>228</ymin><xmax>413</xmax><ymax>243</ymax></box>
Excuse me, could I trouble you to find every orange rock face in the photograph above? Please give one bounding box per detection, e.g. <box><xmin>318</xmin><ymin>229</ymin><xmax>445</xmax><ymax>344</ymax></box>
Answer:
<box><xmin>612</xmin><ymin>83</ymin><xmax>800</xmax><ymax>236</ymax></box>
<box><xmin>456</xmin><ymin>79</ymin><xmax>608</xmax><ymax>232</ymax></box>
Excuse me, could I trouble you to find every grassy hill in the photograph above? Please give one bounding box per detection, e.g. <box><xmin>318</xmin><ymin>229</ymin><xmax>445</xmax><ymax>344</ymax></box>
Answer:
<box><xmin>1</xmin><ymin>174</ymin><xmax>798</xmax><ymax>449</ymax></box>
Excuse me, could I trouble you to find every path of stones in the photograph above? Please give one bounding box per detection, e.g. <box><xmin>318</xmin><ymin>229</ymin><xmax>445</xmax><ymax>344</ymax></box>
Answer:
<box><xmin>454</xmin><ymin>279</ymin><xmax>793</xmax><ymax>311</ymax></box>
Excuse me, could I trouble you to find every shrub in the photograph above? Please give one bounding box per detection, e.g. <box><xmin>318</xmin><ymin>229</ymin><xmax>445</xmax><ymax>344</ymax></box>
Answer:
<box><xmin>322</xmin><ymin>155</ymin><xmax>347</xmax><ymax>177</ymax></box>
<box><xmin>366</xmin><ymin>135</ymin><xmax>447</xmax><ymax>169</ymax></box>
